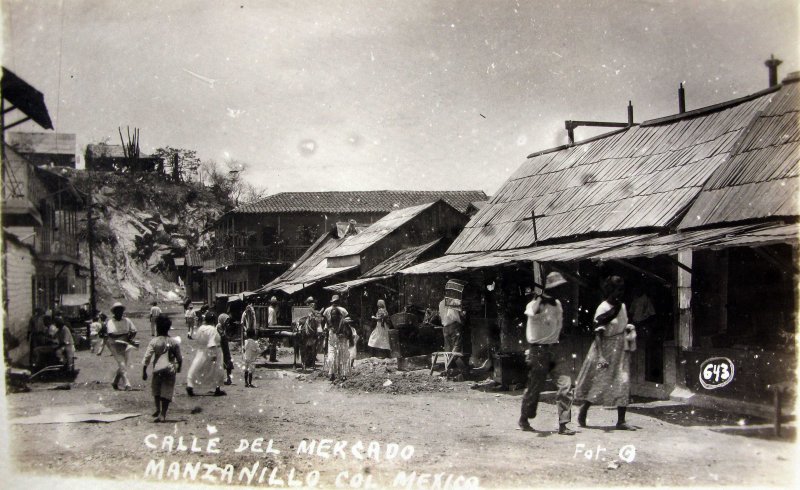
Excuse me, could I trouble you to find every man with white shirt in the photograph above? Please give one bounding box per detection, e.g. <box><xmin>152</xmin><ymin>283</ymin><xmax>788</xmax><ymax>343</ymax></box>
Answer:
<box><xmin>267</xmin><ymin>297</ymin><xmax>279</xmax><ymax>361</ymax></box>
<box><xmin>518</xmin><ymin>272</ymin><xmax>575</xmax><ymax>435</ymax></box>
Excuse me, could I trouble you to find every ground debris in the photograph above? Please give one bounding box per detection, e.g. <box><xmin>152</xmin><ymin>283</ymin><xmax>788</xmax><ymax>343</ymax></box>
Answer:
<box><xmin>322</xmin><ymin>357</ymin><xmax>471</xmax><ymax>394</ymax></box>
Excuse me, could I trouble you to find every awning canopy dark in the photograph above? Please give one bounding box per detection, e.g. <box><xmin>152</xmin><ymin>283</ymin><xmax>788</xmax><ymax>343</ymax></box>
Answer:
<box><xmin>2</xmin><ymin>67</ymin><xmax>54</xmax><ymax>130</ymax></box>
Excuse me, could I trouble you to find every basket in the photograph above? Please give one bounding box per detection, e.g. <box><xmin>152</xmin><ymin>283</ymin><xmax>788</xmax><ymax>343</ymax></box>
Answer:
<box><xmin>390</xmin><ymin>312</ymin><xmax>418</xmax><ymax>328</ymax></box>
<box><xmin>444</xmin><ymin>279</ymin><xmax>466</xmax><ymax>307</ymax></box>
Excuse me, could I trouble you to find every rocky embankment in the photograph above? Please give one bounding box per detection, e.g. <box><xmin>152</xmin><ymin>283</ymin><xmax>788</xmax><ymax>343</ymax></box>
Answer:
<box><xmin>68</xmin><ymin>170</ymin><xmax>230</xmax><ymax>304</ymax></box>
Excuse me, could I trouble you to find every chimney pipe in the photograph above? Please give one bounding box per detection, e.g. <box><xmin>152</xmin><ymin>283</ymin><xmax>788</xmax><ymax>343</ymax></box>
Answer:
<box><xmin>627</xmin><ymin>101</ymin><xmax>634</xmax><ymax>126</ymax></box>
<box><xmin>765</xmin><ymin>54</ymin><xmax>783</xmax><ymax>87</ymax></box>
<box><xmin>678</xmin><ymin>83</ymin><xmax>686</xmax><ymax>113</ymax></box>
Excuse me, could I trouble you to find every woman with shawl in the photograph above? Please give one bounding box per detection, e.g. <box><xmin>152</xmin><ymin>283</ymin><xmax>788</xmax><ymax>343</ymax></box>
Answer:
<box><xmin>574</xmin><ymin>276</ymin><xmax>637</xmax><ymax>431</ymax></box>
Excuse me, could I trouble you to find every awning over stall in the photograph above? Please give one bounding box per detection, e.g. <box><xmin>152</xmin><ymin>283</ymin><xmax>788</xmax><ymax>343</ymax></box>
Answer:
<box><xmin>324</xmin><ymin>239</ymin><xmax>441</xmax><ymax>292</ymax></box>
<box><xmin>399</xmin><ymin>234</ymin><xmax>653</xmax><ymax>274</ymax></box>
<box><xmin>324</xmin><ymin>275</ymin><xmax>391</xmax><ymax>293</ymax></box>
<box><xmin>592</xmin><ymin>222</ymin><xmax>798</xmax><ymax>260</ymax></box>
<box><xmin>401</xmin><ymin>222</ymin><xmax>798</xmax><ymax>276</ymax></box>
<box><xmin>59</xmin><ymin>294</ymin><xmax>90</xmax><ymax>307</ymax></box>
<box><xmin>252</xmin><ymin>263</ymin><xmax>359</xmax><ymax>296</ymax></box>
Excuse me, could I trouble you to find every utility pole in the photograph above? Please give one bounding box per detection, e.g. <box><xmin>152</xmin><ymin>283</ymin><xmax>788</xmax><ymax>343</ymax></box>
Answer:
<box><xmin>86</xmin><ymin>172</ymin><xmax>97</xmax><ymax>316</ymax></box>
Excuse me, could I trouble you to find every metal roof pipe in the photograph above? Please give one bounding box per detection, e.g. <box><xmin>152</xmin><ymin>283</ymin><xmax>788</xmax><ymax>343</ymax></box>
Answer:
<box><xmin>765</xmin><ymin>54</ymin><xmax>783</xmax><ymax>87</ymax></box>
<box><xmin>678</xmin><ymin>83</ymin><xmax>686</xmax><ymax>113</ymax></box>
<box><xmin>627</xmin><ymin>101</ymin><xmax>634</xmax><ymax>126</ymax></box>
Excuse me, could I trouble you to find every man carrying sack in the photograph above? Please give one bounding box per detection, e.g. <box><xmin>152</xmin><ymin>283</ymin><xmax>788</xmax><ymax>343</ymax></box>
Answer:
<box><xmin>437</xmin><ymin>279</ymin><xmax>469</xmax><ymax>376</ymax></box>
<box><xmin>518</xmin><ymin>272</ymin><xmax>576</xmax><ymax>435</ymax></box>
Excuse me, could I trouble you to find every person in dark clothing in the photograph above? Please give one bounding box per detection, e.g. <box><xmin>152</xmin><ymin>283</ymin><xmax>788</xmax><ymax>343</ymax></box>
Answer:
<box><xmin>142</xmin><ymin>315</ymin><xmax>183</xmax><ymax>422</ymax></box>
<box><xmin>216</xmin><ymin>313</ymin><xmax>234</xmax><ymax>385</ymax></box>
<box><xmin>518</xmin><ymin>272</ymin><xmax>575</xmax><ymax>435</ymax></box>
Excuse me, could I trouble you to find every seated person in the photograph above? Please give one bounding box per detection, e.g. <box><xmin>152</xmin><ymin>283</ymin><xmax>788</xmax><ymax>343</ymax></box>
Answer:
<box><xmin>55</xmin><ymin>318</ymin><xmax>76</xmax><ymax>370</ymax></box>
<box><xmin>30</xmin><ymin>315</ymin><xmax>59</xmax><ymax>368</ymax></box>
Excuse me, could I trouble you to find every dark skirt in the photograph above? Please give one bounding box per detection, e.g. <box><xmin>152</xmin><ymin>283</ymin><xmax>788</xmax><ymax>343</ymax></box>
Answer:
<box><xmin>151</xmin><ymin>370</ymin><xmax>177</xmax><ymax>401</ymax></box>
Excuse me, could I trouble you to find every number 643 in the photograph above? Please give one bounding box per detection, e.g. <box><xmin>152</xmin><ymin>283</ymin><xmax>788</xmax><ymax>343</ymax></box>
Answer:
<box><xmin>699</xmin><ymin>357</ymin><xmax>735</xmax><ymax>389</ymax></box>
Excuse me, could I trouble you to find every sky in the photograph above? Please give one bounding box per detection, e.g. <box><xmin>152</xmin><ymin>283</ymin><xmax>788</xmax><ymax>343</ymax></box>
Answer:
<box><xmin>2</xmin><ymin>0</ymin><xmax>798</xmax><ymax>197</ymax></box>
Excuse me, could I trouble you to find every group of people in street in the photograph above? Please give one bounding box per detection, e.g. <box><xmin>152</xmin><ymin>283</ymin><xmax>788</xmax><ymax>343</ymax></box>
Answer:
<box><xmin>292</xmin><ymin>294</ymin><xmax>400</xmax><ymax>381</ymax></box>
<box><xmin>518</xmin><ymin>272</ymin><xmax>639</xmax><ymax>435</ymax></box>
<box><xmin>27</xmin><ymin>309</ymin><xmax>77</xmax><ymax>372</ymax></box>
<box><xmin>62</xmin><ymin>270</ymin><xmax>642</xmax><ymax>429</ymax></box>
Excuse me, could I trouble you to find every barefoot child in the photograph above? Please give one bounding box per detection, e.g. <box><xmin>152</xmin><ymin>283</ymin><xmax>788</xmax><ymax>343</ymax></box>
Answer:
<box><xmin>91</xmin><ymin>313</ymin><xmax>108</xmax><ymax>355</ymax></box>
<box><xmin>142</xmin><ymin>315</ymin><xmax>183</xmax><ymax>422</ymax></box>
<box><xmin>243</xmin><ymin>328</ymin><xmax>259</xmax><ymax>388</ymax></box>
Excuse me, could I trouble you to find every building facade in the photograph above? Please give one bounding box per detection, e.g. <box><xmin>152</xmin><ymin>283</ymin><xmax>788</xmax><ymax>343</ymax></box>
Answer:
<box><xmin>202</xmin><ymin>190</ymin><xmax>486</xmax><ymax>304</ymax></box>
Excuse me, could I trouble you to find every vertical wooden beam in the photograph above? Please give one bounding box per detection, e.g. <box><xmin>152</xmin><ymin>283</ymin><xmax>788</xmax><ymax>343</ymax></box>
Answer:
<box><xmin>677</xmin><ymin>250</ymin><xmax>693</xmax><ymax>350</ymax></box>
<box><xmin>532</xmin><ymin>261</ymin><xmax>543</xmax><ymax>295</ymax></box>
<box><xmin>719</xmin><ymin>250</ymin><xmax>728</xmax><ymax>333</ymax></box>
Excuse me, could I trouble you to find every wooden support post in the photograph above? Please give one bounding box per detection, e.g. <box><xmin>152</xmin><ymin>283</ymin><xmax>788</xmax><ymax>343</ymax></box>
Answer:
<box><xmin>532</xmin><ymin>261</ymin><xmax>543</xmax><ymax>296</ymax></box>
<box><xmin>774</xmin><ymin>388</ymin><xmax>782</xmax><ymax>438</ymax></box>
<box><xmin>719</xmin><ymin>250</ymin><xmax>728</xmax><ymax>333</ymax></box>
<box><xmin>677</xmin><ymin>250</ymin><xmax>693</xmax><ymax>350</ymax></box>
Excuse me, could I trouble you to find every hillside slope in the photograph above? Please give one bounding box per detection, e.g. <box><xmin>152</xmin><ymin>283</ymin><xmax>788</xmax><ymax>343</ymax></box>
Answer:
<box><xmin>69</xmin><ymin>171</ymin><xmax>229</xmax><ymax>305</ymax></box>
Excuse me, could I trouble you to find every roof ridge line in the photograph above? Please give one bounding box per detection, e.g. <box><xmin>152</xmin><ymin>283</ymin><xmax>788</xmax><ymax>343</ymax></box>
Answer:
<box><xmin>641</xmin><ymin>85</ymin><xmax>780</xmax><ymax>127</ymax></box>
<box><xmin>526</xmin><ymin>127</ymin><xmax>630</xmax><ymax>159</ymax></box>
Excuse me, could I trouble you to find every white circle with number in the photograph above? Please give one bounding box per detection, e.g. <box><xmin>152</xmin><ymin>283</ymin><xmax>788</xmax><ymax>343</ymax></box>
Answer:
<box><xmin>699</xmin><ymin>357</ymin><xmax>735</xmax><ymax>390</ymax></box>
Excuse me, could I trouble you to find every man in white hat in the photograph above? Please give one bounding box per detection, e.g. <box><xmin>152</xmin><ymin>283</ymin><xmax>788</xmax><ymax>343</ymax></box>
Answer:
<box><xmin>518</xmin><ymin>271</ymin><xmax>576</xmax><ymax>435</ymax></box>
<box><xmin>104</xmin><ymin>302</ymin><xmax>138</xmax><ymax>391</ymax></box>
<box><xmin>322</xmin><ymin>295</ymin><xmax>348</xmax><ymax>376</ymax></box>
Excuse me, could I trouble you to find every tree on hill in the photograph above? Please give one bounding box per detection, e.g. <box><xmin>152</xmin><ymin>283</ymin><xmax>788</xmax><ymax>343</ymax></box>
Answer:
<box><xmin>200</xmin><ymin>158</ymin><xmax>267</xmax><ymax>208</ymax></box>
<box><xmin>152</xmin><ymin>146</ymin><xmax>201</xmax><ymax>182</ymax></box>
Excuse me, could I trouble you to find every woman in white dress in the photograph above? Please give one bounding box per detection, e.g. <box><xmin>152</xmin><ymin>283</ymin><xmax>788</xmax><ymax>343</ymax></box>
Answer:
<box><xmin>367</xmin><ymin>299</ymin><xmax>392</xmax><ymax>358</ymax></box>
<box><xmin>186</xmin><ymin>311</ymin><xmax>226</xmax><ymax>396</ymax></box>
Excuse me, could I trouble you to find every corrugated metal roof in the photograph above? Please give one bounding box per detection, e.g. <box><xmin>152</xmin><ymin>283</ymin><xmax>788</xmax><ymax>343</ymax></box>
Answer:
<box><xmin>323</xmin><ymin>239</ymin><xmax>440</xmax><ymax>292</ymax></box>
<box><xmin>404</xmin><ymin>221</ymin><xmax>797</xmax><ymax>275</ymax></box>
<box><xmin>7</xmin><ymin>132</ymin><xmax>76</xmax><ymax>155</ymax></box>
<box><xmin>85</xmin><ymin>143</ymin><xmax>153</xmax><ymax>158</ymax></box>
<box><xmin>448</xmin><ymin>90</ymin><xmax>775</xmax><ymax>254</ymax></box>
<box><xmin>363</xmin><ymin>239</ymin><xmax>440</xmax><ymax>277</ymax></box>
<box><xmin>700</xmin><ymin>222</ymin><xmax>799</xmax><ymax>249</ymax></box>
<box><xmin>592</xmin><ymin>222</ymin><xmax>798</xmax><ymax>260</ymax></box>
<box><xmin>591</xmin><ymin>224</ymin><xmax>767</xmax><ymax>259</ymax></box>
<box><xmin>229</xmin><ymin>190</ymin><xmax>487</xmax><ymax>215</ymax></box>
<box><xmin>185</xmin><ymin>249</ymin><xmax>203</xmax><ymax>267</ymax></box>
<box><xmin>402</xmin><ymin>235</ymin><xmax>653</xmax><ymax>275</ymax></box>
<box><xmin>252</xmin><ymin>230</ymin><xmax>359</xmax><ymax>295</ymax></box>
<box><xmin>324</xmin><ymin>275</ymin><xmax>391</xmax><ymax>293</ymax></box>
<box><xmin>327</xmin><ymin>201</ymin><xmax>437</xmax><ymax>258</ymax></box>
<box><xmin>679</xmin><ymin>79</ymin><xmax>799</xmax><ymax>228</ymax></box>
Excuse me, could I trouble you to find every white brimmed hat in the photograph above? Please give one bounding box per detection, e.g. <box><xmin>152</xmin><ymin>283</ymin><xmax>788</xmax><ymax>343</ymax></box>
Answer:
<box><xmin>544</xmin><ymin>272</ymin><xmax>567</xmax><ymax>290</ymax></box>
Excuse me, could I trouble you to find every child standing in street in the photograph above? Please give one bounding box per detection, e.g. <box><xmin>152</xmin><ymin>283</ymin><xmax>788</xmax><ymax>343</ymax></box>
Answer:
<box><xmin>184</xmin><ymin>304</ymin><xmax>196</xmax><ymax>339</ymax></box>
<box><xmin>90</xmin><ymin>313</ymin><xmax>106</xmax><ymax>355</ymax></box>
<box><xmin>243</xmin><ymin>329</ymin><xmax>259</xmax><ymax>388</ymax></box>
<box><xmin>142</xmin><ymin>315</ymin><xmax>183</xmax><ymax>423</ymax></box>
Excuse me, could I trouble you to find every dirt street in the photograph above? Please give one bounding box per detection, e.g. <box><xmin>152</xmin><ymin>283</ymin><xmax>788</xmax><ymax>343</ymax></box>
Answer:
<box><xmin>4</xmin><ymin>310</ymin><xmax>796</xmax><ymax>488</ymax></box>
